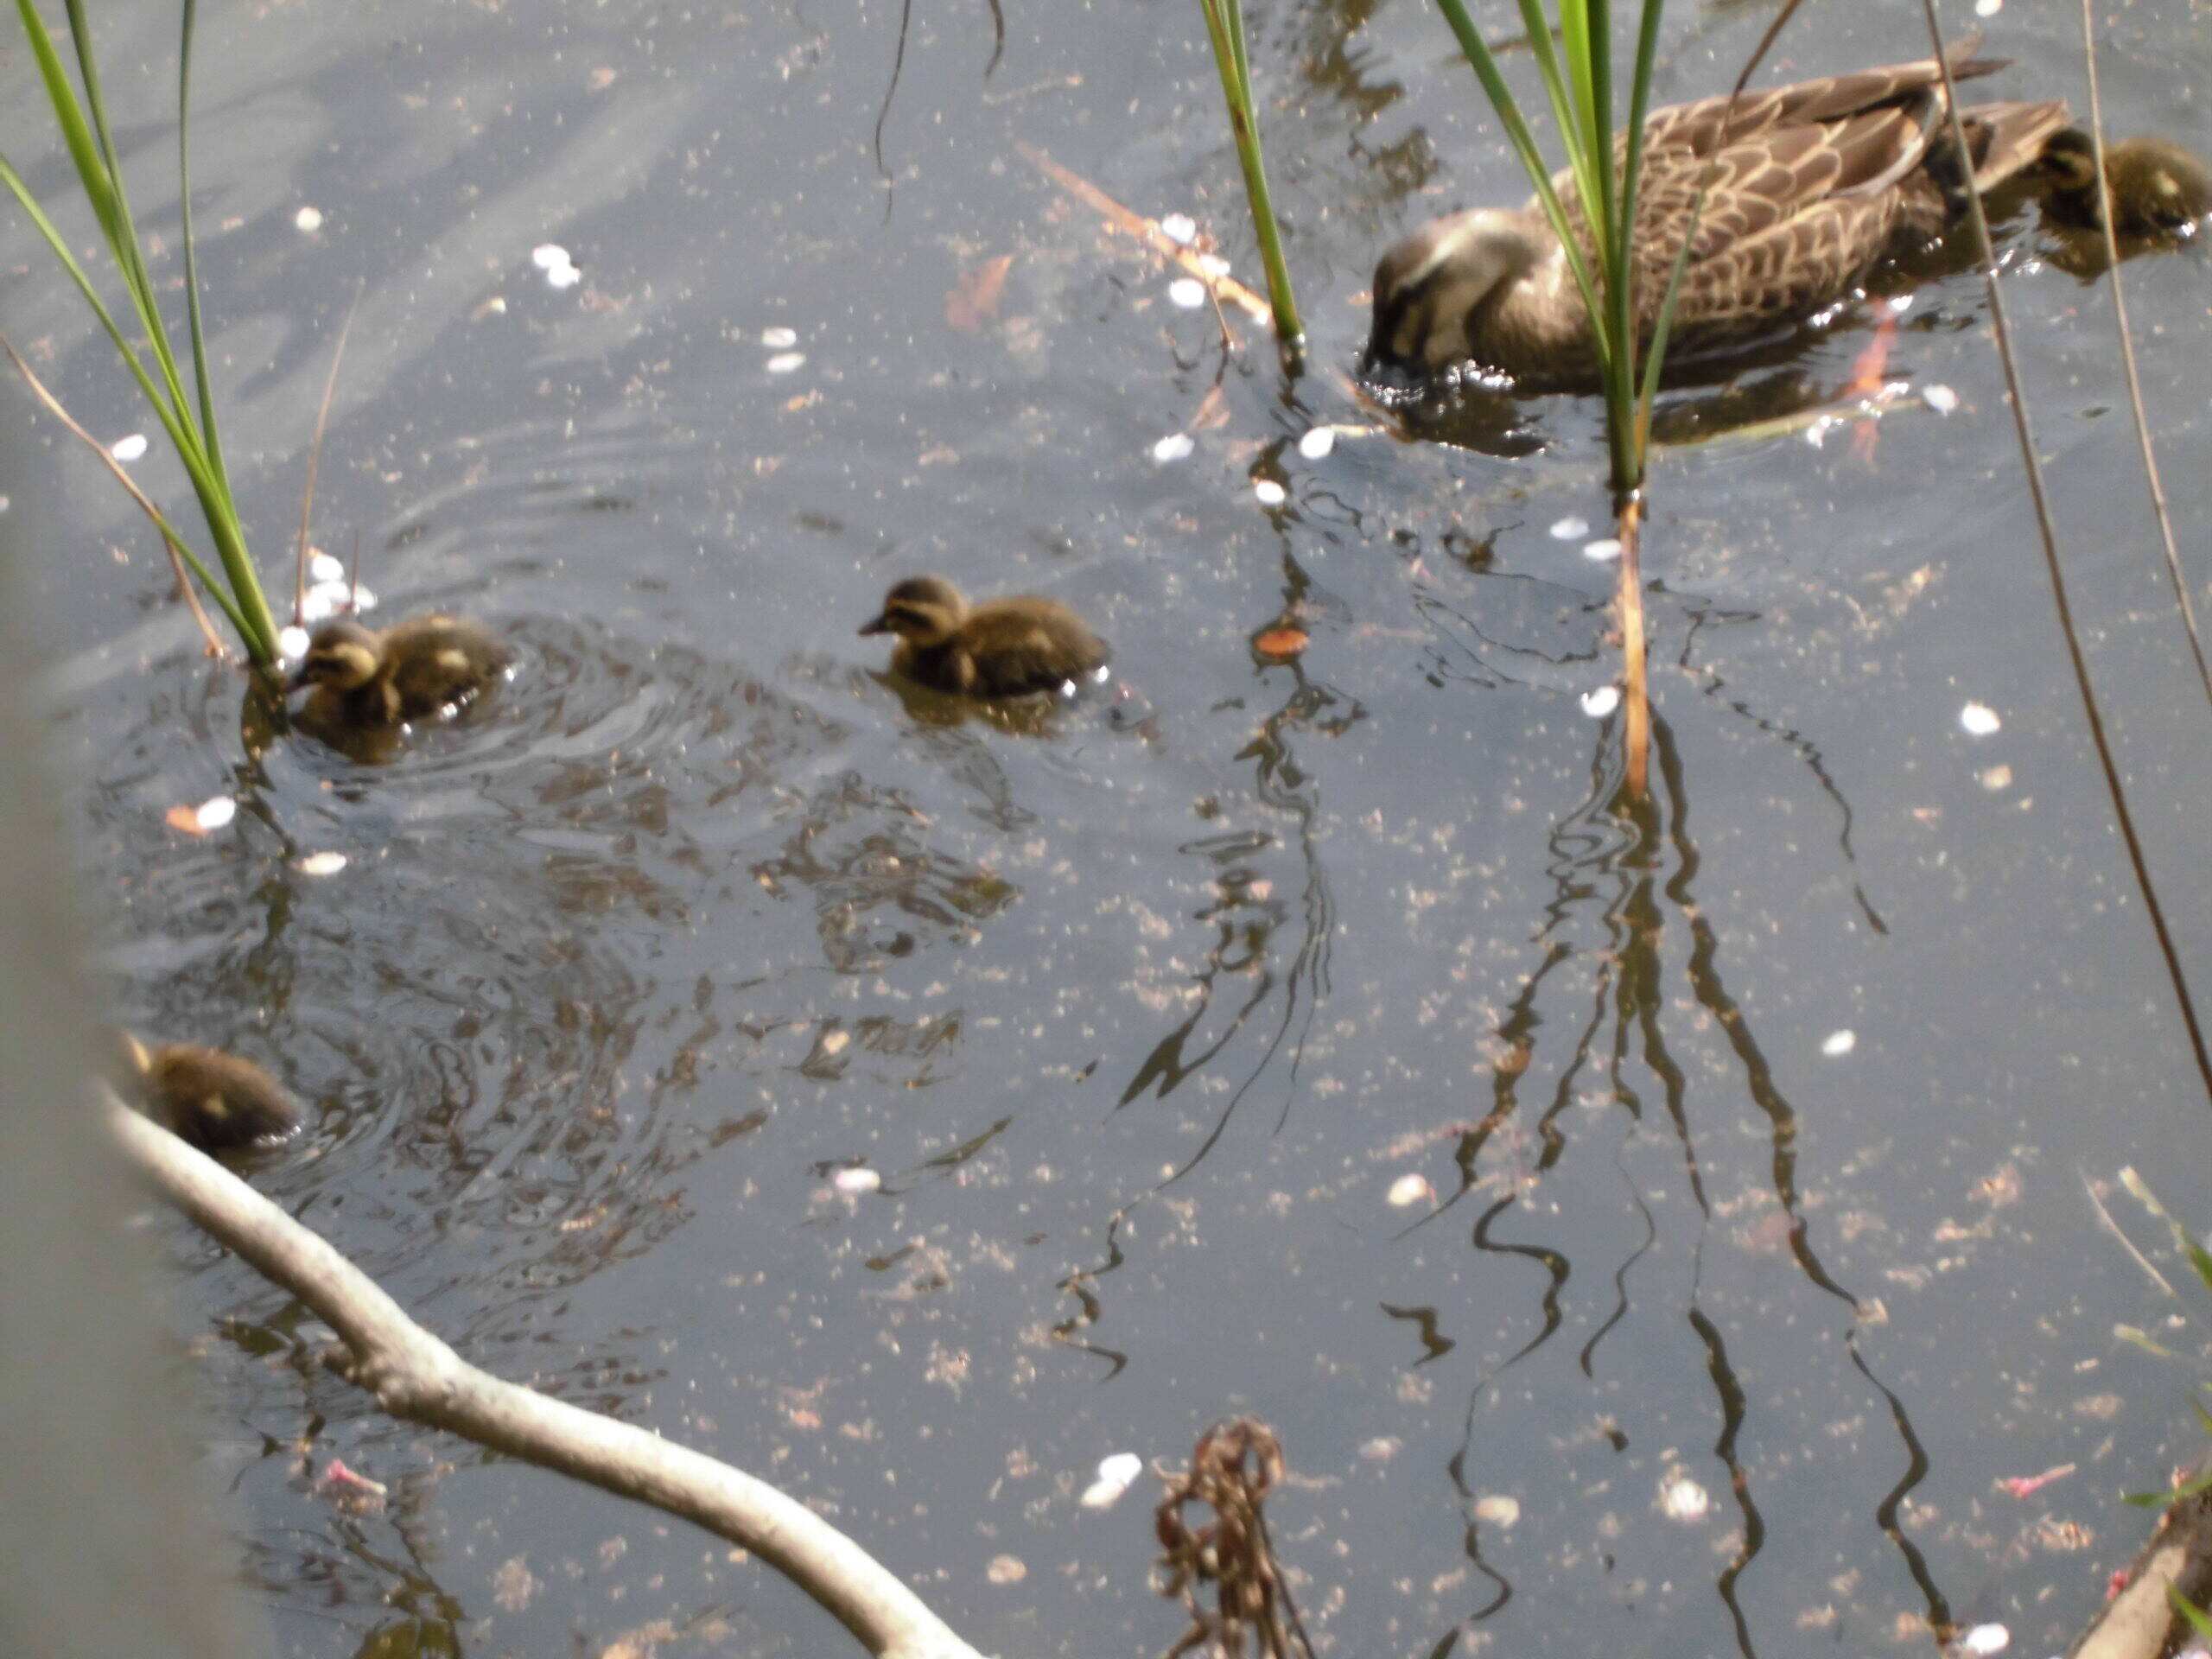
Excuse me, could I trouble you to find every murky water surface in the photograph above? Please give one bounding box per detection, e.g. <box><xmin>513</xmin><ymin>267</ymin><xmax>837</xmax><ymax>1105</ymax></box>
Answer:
<box><xmin>7</xmin><ymin>0</ymin><xmax>2212</xmax><ymax>1653</ymax></box>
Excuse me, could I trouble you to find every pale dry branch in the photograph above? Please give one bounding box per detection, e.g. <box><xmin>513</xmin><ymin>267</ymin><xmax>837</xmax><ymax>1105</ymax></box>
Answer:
<box><xmin>106</xmin><ymin>1096</ymin><xmax>982</xmax><ymax>1659</ymax></box>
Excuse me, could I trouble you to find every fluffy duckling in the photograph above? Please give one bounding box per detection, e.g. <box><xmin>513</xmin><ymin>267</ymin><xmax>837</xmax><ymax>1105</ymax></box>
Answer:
<box><xmin>2038</xmin><ymin>130</ymin><xmax>2212</xmax><ymax>237</ymax></box>
<box><xmin>118</xmin><ymin>1033</ymin><xmax>300</xmax><ymax>1152</ymax></box>
<box><xmin>859</xmin><ymin>576</ymin><xmax>1109</xmax><ymax>698</ymax></box>
<box><xmin>289</xmin><ymin>614</ymin><xmax>511</xmax><ymax>731</ymax></box>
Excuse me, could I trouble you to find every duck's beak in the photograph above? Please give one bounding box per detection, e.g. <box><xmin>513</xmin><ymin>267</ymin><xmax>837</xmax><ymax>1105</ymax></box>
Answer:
<box><xmin>857</xmin><ymin>615</ymin><xmax>891</xmax><ymax>636</ymax></box>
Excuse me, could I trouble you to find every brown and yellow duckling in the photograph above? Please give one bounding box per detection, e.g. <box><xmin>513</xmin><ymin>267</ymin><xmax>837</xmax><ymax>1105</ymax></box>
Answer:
<box><xmin>1363</xmin><ymin>48</ymin><xmax>2069</xmax><ymax>390</ymax></box>
<box><xmin>859</xmin><ymin>576</ymin><xmax>1109</xmax><ymax>699</ymax></box>
<box><xmin>118</xmin><ymin>1033</ymin><xmax>300</xmax><ymax>1152</ymax></box>
<box><xmin>288</xmin><ymin>614</ymin><xmax>512</xmax><ymax>732</ymax></box>
<box><xmin>2037</xmin><ymin>129</ymin><xmax>2212</xmax><ymax>238</ymax></box>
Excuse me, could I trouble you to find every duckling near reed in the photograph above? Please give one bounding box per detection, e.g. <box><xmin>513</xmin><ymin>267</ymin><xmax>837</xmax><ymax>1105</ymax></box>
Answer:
<box><xmin>859</xmin><ymin>576</ymin><xmax>1109</xmax><ymax>698</ymax></box>
<box><xmin>118</xmin><ymin>1033</ymin><xmax>300</xmax><ymax>1152</ymax></box>
<box><xmin>2037</xmin><ymin>130</ymin><xmax>2212</xmax><ymax>237</ymax></box>
<box><xmin>1362</xmin><ymin>47</ymin><xmax>2069</xmax><ymax>390</ymax></box>
<box><xmin>288</xmin><ymin>614</ymin><xmax>512</xmax><ymax>731</ymax></box>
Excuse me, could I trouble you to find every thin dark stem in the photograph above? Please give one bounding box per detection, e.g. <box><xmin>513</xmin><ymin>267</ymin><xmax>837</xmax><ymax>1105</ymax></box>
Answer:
<box><xmin>1918</xmin><ymin>0</ymin><xmax>2212</xmax><ymax>1109</ymax></box>
<box><xmin>2076</xmin><ymin>0</ymin><xmax>2212</xmax><ymax>709</ymax></box>
<box><xmin>296</xmin><ymin>284</ymin><xmax>361</xmax><ymax>628</ymax></box>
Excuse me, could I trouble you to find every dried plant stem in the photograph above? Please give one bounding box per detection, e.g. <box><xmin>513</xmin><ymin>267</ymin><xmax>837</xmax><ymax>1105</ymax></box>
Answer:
<box><xmin>295</xmin><ymin>286</ymin><xmax>361</xmax><ymax>627</ymax></box>
<box><xmin>1616</xmin><ymin>493</ymin><xmax>1649</xmax><ymax>798</ymax></box>
<box><xmin>107</xmin><ymin>1096</ymin><xmax>983</xmax><ymax>1659</ymax></box>
<box><xmin>2</xmin><ymin>333</ymin><xmax>231</xmax><ymax>658</ymax></box>
<box><xmin>2075</xmin><ymin>0</ymin><xmax>2212</xmax><ymax>709</ymax></box>
<box><xmin>1917</xmin><ymin>0</ymin><xmax>2212</xmax><ymax>1110</ymax></box>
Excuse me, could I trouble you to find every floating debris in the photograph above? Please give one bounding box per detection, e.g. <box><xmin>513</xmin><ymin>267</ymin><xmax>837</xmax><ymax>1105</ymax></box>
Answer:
<box><xmin>1581</xmin><ymin>537</ymin><xmax>1623</xmax><ymax>563</ymax></box>
<box><xmin>1550</xmin><ymin>514</ymin><xmax>1589</xmax><ymax>540</ymax></box>
<box><xmin>1957</xmin><ymin>1623</ymin><xmax>2008</xmax><ymax>1656</ymax></box>
<box><xmin>278</xmin><ymin>626</ymin><xmax>311</xmax><ymax>661</ymax></box>
<box><xmin>1580</xmin><ymin>686</ymin><xmax>1621</xmax><ymax>719</ymax></box>
<box><xmin>308</xmin><ymin>550</ymin><xmax>346</xmax><ymax>584</ymax></box>
<box><xmin>166</xmin><ymin>795</ymin><xmax>236</xmax><ymax>836</ymax></box>
<box><xmin>1167</xmin><ymin>277</ymin><xmax>1208</xmax><ymax>310</ymax></box>
<box><xmin>294</xmin><ymin>206</ymin><xmax>323</xmax><ymax>232</ymax></box>
<box><xmin>1974</xmin><ymin>0</ymin><xmax>2001</xmax><ymax>15</ymax></box>
<box><xmin>761</xmin><ymin>325</ymin><xmax>798</xmax><ymax>349</ymax></box>
<box><xmin>946</xmin><ymin>254</ymin><xmax>1015</xmax><ymax>331</ymax></box>
<box><xmin>832</xmin><ymin>1166</ymin><xmax>880</xmax><ymax>1197</ymax></box>
<box><xmin>1821</xmin><ymin>1029</ymin><xmax>1857</xmax><ymax>1058</ymax></box>
<box><xmin>986</xmin><ymin>1555</ymin><xmax>1027</xmax><ymax>1585</ymax></box>
<box><xmin>1152</xmin><ymin>432</ymin><xmax>1195</xmax><ymax>463</ymax></box>
<box><xmin>1662</xmin><ymin>1475</ymin><xmax>1711</xmax><ymax>1522</ymax></box>
<box><xmin>296</xmin><ymin>852</ymin><xmax>348</xmax><ymax>877</ymax></box>
<box><xmin>766</xmin><ymin>351</ymin><xmax>806</xmax><ymax>375</ymax></box>
<box><xmin>1297</xmin><ymin>426</ymin><xmax>1336</xmax><ymax>461</ymax></box>
<box><xmin>1081</xmin><ymin>1452</ymin><xmax>1144</xmax><ymax>1509</ymax></box>
<box><xmin>110</xmin><ymin>433</ymin><xmax>148</xmax><ymax>462</ymax></box>
<box><xmin>1960</xmin><ymin>702</ymin><xmax>2002</xmax><ymax>737</ymax></box>
<box><xmin>531</xmin><ymin>243</ymin><xmax>582</xmax><ymax>288</ymax></box>
<box><xmin>1252</xmin><ymin>479</ymin><xmax>1287</xmax><ymax>507</ymax></box>
<box><xmin>1923</xmin><ymin>384</ymin><xmax>1959</xmax><ymax>416</ymax></box>
<box><xmin>1980</xmin><ymin>765</ymin><xmax>2013</xmax><ymax>791</ymax></box>
<box><xmin>1998</xmin><ymin>1462</ymin><xmax>2075</xmax><ymax>1499</ymax></box>
<box><xmin>1387</xmin><ymin>1172</ymin><xmax>1434</xmax><ymax>1208</ymax></box>
<box><xmin>1473</xmin><ymin>1494</ymin><xmax>1521</xmax><ymax>1529</ymax></box>
<box><xmin>0</xmin><ymin>494</ymin><xmax>10</xmax><ymax>514</ymax></box>
<box><xmin>1160</xmin><ymin>213</ymin><xmax>1198</xmax><ymax>246</ymax></box>
<box><xmin>1253</xmin><ymin>626</ymin><xmax>1308</xmax><ymax>660</ymax></box>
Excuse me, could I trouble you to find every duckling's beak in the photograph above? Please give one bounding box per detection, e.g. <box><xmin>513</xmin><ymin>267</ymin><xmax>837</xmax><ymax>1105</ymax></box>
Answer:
<box><xmin>858</xmin><ymin>615</ymin><xmax>891</xmax><ymax>636</ymax></box>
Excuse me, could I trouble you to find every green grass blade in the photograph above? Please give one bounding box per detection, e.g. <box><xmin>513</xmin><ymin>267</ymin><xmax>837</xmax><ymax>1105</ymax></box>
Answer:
<box><xmin>1617</xmin><ymin>0</ymin><xmax>1664</xmax><ymax>350</ymax></box>
<box><xmin>12</xmin><ymin>0</ymin><xmax>118</xmax><ymax>238</ymax></box>
<box><xmin>1510</xmin><ymin>0</ymin><xmax>1611</xmax><ymax>296</ymax></box>
<box><xmin>1433</xmin><ymin>0</ymin><xmax>1615</xmax><ymax>375</ymax></box>
<box><xmin>1198</xmin><ymin>0</ymin><xmax>1303</xmax><ymax>346</ymax></box>
<box><xmin>175</xmin><ymin>0</ymin><xmax>235</xmax><ymax>515</ymax></box>
<box><xmin>2126</xmin><ymin>1465</ymin><xmax>2212</xmax><ymax>1508</ymax></box>
<box><xmin>2173</xmin><ymin>1588</ymin><xmax>2212</xmax><ymax>1642</ymax></box>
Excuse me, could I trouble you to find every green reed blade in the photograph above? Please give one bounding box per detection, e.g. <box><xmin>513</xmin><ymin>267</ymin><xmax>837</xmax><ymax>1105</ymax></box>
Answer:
<box><xmin>177</xmin><ymin>0</ymin><xmax>235</xmax><ymax>514</ymax></box>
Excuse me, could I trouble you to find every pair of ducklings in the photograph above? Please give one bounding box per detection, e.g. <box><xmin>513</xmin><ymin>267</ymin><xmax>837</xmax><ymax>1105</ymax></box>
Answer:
<box><xmin>289</xmin><ymin>614</ymin><xmax>512</xmax><ymax>733</ymax></box>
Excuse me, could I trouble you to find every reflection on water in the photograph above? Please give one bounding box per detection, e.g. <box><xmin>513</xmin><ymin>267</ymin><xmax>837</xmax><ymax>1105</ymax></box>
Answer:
<box><xmin>19</xmin><ymin>0</ymin><xmax>2212</xmax><ymax>1652</ymax></box>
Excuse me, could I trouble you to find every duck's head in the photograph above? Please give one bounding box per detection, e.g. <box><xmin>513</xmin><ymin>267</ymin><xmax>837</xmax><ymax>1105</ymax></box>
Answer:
<box><xmin>1361</xmin><ymin>209</ymin><xmax>1541</xmax><ymax>385</ymax></box>
<box><xmin>859</xmin><ymin>576</ymin><xmax>967</xmax><ymax>647</ymax></box>
<box><xmin>289</xmin><ymin>619</ymin><xmax>384</xmax><ymax>692</ymax></box>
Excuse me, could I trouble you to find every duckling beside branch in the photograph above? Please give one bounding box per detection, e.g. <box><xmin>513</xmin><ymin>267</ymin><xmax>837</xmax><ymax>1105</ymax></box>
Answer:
<box><xmin>287</xmin><ymin>614</ymin><xmax>511</xmax><ymax>744</ymax></box>
<box><xmin>118</xmin><ymin>1033</ymin><xmax>299</xmax><ymax>1153</ymax></box>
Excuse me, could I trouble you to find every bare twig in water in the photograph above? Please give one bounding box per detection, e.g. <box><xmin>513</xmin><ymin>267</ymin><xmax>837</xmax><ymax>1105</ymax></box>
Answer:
<box><xmin>1916</xmin><ymin>0</ymin><xmax>2212</xmax><ymax>1109</ymax></box>
<box><xmin>296</xmin><ymin>285</ymin><xmax>362</xmax><ymax>628</ymax></box>
<box><xmin>1154</xmin><ymin>1419</ymin><xmax>1315</xmax><ymax>1659</ymax></box>
<box><xmin>2075</xmin><ymin>0</ymin><xmax>2212</xmax><ymax>709</ymax></box>
<box><xmin>1015</xmin><ymin>143</ymin><xmax>1274</xmax><ymax>326</ymax></box>
<box><xmin>1</xmin><ymin>333</ymin><xmax>230</xmax><ymax>659</ymax></box>
<box><xmin>1615</xmin><ymin>493</ymin><xmax>1650</xmax><ymax>798</ymax></box>
<box><xmin>106</xmin><ymin>1095</ymin><xmax>983</xmax><ymax>1659</ymax></box>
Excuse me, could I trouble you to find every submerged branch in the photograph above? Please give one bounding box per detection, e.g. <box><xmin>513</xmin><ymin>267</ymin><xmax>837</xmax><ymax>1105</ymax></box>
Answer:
<box><xmin>106</xmin><ymin>1097</ymin><xmax>983</xmax><ymax>1659</ymax></box>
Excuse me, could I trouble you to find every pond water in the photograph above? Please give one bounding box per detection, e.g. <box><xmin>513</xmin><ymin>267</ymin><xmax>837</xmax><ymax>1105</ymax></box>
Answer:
<box><xmin>7</xmin><ymin>0</ymin><xmax>2212</xmax><ymax>1654</ymax></box>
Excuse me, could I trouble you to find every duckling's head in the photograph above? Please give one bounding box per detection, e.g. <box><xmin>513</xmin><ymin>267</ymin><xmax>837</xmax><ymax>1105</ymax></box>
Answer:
<box><xmin>1362</xmin><ymin>209</ymin><xmax>1541</xmax><ymax>385</ymax></box>
<box><xmin>289</xmin><ymin>620</ymin><xmax>384</xmax><ymax>692</ymax></box>
<box><xmin>859</xmin><ymin>577</ymin><xmax>967</xmax><ymax>648</ymax></box>
<box><xmin>2037</xmin><ymin>127</ymin><xmax>2102</xmax><ymax>195</ymax></box>
<box><xmin>2040</xmin><ymin>130</ymin><xmax>2212</xmax><ymax>234</ymax></box>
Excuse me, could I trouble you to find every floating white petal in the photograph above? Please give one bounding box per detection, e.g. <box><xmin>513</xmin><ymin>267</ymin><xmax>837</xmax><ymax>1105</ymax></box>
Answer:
<box><xmin>833</xmin><ymin>1166</ymin><xmax>881</xmax><ymax>1196</ymax></box>
<box><xmin>1151</xmin><ymin>432</ymin><xmax>1195</xmax><ymax>463</ymax></box>
<box><xmin>1960</xmin><ymin>702</ymin><xmax>2001</xmax><ymax>737</ymax></box>
<box><xmin>1580</xmin><ymin>686</ymin><xmax>1622</xmax><ymax>719</ymax></box>
<box><xmin>296</xmin><ymin>851</ymin><xmax>348</xmax><ymax>876</ymax></box>
<box><xmin>309</xmin><ymin>551</ymin><xmax>346</xmax><ymax>584</ymax></box>
<box><xmin>530</xmin><ymin>243</ymin><xmax>570</xmax><ymax>270</ymax></box>
<box><xmin>111</xmin><ymin>433</ymin><xmax>149</xmax><ymax>462</ymax></box>
<box><xmin>1473</xmin><ymin>1495</ymin><xmax>1521</xmax><ymax>1528</ymax></box>
<box><xmin>1923</xmin><ymin>384</ymin><xmax>1959</xmax><ymax>416</ymax></box>
<box><xmin>546</xmin><ymin>261</ymin><xmax>582</xmax><ymax>289</ymax></box>
<box><xmin>1974</xmin><ymin>0</ymin><xmax>2001</xmax><ymax>14</ymax></box>
<box><xmin>760</xmin><ymin>325</ymin><xmax>799</xmax><ymax>349</ymax></box>
<box><xmin>766</xmin><ymin>351</ymin><xmax>806</xmax><ymax>374</ymax></box>
<box><xmin>1387</xmin><ymin>1172</ymin><xmax>1434</xmax><ymax>1208</ymax></box>
<box><xmin>1253</xmin><ymin>479</ymin><xmax>1287</xmax><ymax>507</ymax></box>
<box><xmin>1582</xmin><ymin>537</ymin><xmax>1622</xmax><ymax>563</ymax></box>
<box><xmin>0</xmin><ymin>494</ymin><xmax>10</xmax><ymax>514</ymax></box>
<box><xmin>1662</xmin><ymin>1477</ymin><xmax>1710</xmax><ymax>1522</ymax></box>
<box><xmin>1160</xmin><ymin>213</ymin><xmax>1198</xmax><ymax>246</ymax></box>
<box><xmin>294</xmin><ymin>206</ymin><xmax>323</xmax><ymax>232</ymax></box>
<box><xmin>193</xmin><ymin>796</ymin><xmax>237</xmax><ymax>832</ymax></box>
<box><xmin>278</xmin><ymin>626</ymin><xmax>311</xmax><ymax>661</ymax></box>
<box><xmin>1960</xmin><ymin>1623</ymin><xmax>2009</xmax><ymax>1656</ymax></box>
<box><xmin>1298</xmin><ymin>426</ymin><xmax>1337</xmax><ymax>461</ymax></box>
<box><xmin>1550</xmin><ymin>515</ymin><xmax>1589</xmax><ymax>540</ymax></box>
<box><xmin>1167</xmin><ymin>277</ymin><xmax>1208</xmax><ymax>310</ymax></box>
<box><xmin>1821</xmin><ymin>1029</ymin><xmax>1856</xmax><ymax>1058</ymax></box>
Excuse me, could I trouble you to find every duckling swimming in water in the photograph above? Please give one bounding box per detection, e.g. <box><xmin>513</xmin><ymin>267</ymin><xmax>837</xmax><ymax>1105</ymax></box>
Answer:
<box><xmin>2038</xmin><ymin>130</ymin><xmax>2212</xmax><ymax>237</ymax></box>
<box><xmin>859</xmin><ymin>576</ymin><xmax>1109</xmax><ymax>698</ymax></box>
<box><xmin>289</xmin><ymin>614</ymin><xmax>511</xmax><ymax>732</ymax></box>
<box><xmin>118</xmin><ymin>1033</ymin><xmax>299</xmax><ymax>1152</ymax></box>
